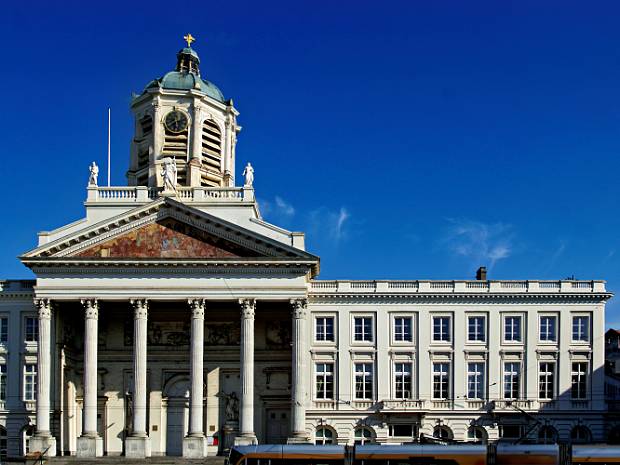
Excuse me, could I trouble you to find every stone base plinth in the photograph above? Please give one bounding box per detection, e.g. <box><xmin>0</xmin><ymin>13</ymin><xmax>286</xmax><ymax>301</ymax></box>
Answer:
<box><xmin>125</xmin><ymin>435</ymin><xmax>151</xmax><ymax>458</ymax></box>
<box><xmin>287</xmin><ymin>435</ymin><xmax>312</xmax><ymax>444</ymax></box>
<box><xmin>183</xmin><ymin>435</ymin><xmax>207</xmax><ymax>458</ymax></box>
<box><xmin>29</xmin><ymin>435</ymin><xmax>57</xmax><ymax>457</ymax></box>
<box><xmin>77</xmin><ymin>435</ymin><xmax>103</xmax><ymax>457</ymax></box>
<box><xmin>234</xmin><ymin>434</ymin><xmax>258</xmax><ymax>446</ymax></box>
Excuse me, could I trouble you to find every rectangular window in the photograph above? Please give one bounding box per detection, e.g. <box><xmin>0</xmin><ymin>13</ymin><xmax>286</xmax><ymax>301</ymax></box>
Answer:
<box><xmin>394</xmin><ymin>317</ymin><xmax>412</xmax><ymax>342</ymax></box>
<box><xmin>354</xmin><ymin>317</ymin><xmax>373</xmax><ymax>342</ymax></box>
<box><xmin>539</xmin><ymin>362</ymin><xmax>555</xmax><ymax>400</ymax></box>
<box><xmin>394</xmin><ymin>362</ymin><xmax>412</xmax><ymax>399</ymax></box>
<box><xmin>315</xmin><ymin>317</ymin><xmax>335</xmax><ymax>342</ymax></box>
<box><xmin>504</xmin><ymin>316</ymin><xmax>522</xmax><ymax>342</ymax></box>
<box><xmin>539</xmin><ymin>316</ymin><xmax>557</xmax><ymax>342</ymax></box>
<box><xmin>24</xmin><ymin>364</ymin><xmax>36</xmax><ymax>401</ymax></box>
<box><xmin>467</xmin><ymin>362</ymin><xmax>485</xmax><ymax>399</ymax></box>
<box><xmin>354</xmin><ymin>363</ymin><xmax>374</xmax><ymax>399</ymax></box>
<box><xmin>432</xmin><ymin>362</ymin><xmax>450</xmax><ymax>399</ymax></box>
<box><xmin>389</xmin><ymin>424</ymin><xmax>417</xmax><ymax>437</ymax></box>
<box><xmin>572</xmin><ymin>316</ymin><xmax>590</xmax><ymax>342</ymax></box>
<box><xmin>467</xmin><ymin>316</ymin><xmax>486</xmax><ymax>342</ymax></box>
<box><xmin>432</xmin><ymin>317</ymin><xmax>451</xmax><ymax>342</ymax></box>
<box><xmin>315</xmin><ymin>363</ymin><xmax>334</xmax><ymax>399</ymax></box>
<box><xmin>25</xmin><ymin>317</ymin><xmax>38</xmax><ymax>342</ymax></box>
<box><xmin>0</xmin><ymin>318</ymin><xmax>7</xmax><ymax>344</ymax></box>
<box><xmin>0</xmin><ymin>364</ymin><xmax>5</xmax><ymax>401</ymax></box>
<box><xmin>504</xmin><ymin>362</ymin><xmax>521</xmax><ymax>399</ymax></box>
<box><xmin>571</xmin><ymin>362</ymin><xmax>588</xmax><ymax>399</ymax></box>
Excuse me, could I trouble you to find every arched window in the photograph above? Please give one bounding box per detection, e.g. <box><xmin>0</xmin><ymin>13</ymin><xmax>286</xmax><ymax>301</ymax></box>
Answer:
<box><xmin>538</xmin><ymin>425</ymin><xmax>558</xmax><ymax>444</ymax></box>
<box><xmin>433</xmin><ymin>426</ymin><xmax>453</xmax><ymax>440</ymax></box>
<box><xmin>571</xmin><ymin>425</ymin><xmax>592</xmax><ymax>444</ymax></box>
<box><xmin>0</xmin><ymin>425</ymin><xmax>6</xmax><ymax>460</ymax></box>
<box><xmin>354</xmin><ymin>427</ymin><xmax>375</xmax><ymax>445</ymax></box>
<box><xmin>467</xmin><ymin>426</ymin><xmax>487</xmax><ymax>444</ymax></box>
<box><xmin>315</xmin><ymin>426</ymin><xmax>335</xmax><ymax>445</ymax></box>
<box><xmin>22</xmin><ymin>425</ymin><xmax>35</xmax><ymax>456</ymax></box>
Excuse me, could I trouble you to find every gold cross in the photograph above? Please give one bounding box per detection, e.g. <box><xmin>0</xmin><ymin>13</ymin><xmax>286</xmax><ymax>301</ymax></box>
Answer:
<box><xmin>183</xmin><ymin>33</ymin><xmax>195</xmax><ymax>48</ymax></box>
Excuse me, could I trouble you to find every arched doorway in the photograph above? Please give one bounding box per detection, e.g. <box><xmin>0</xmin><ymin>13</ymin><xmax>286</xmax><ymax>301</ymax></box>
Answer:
<box><xmin>21</xmin><ymin>425</ymin><xmax>34</xmax><ymax>456</ymax></box>
<box><xmin>571</xmin><ymin>425</ymin><xmax>592</xmax><ymax>444</ymax></box>
<box><xmin>538</xmin><ymin>425</ymin><xmax>558</xmax><ymax>444</ymax></box>
<box><xmin>354</xmin><ymin>427</ymin><xmax>375</xmax><ymax>445</ymax></box>
<box><xmin>467</xmin><ymin>426</ymin><xmax>487</xmax><ymax>444</ymax></box>
<box><xmin>164</xmin><ymin>376</ymin><xmax>190</xmax><ymax>456</ymax></box>
<box><xmin>433</xmin><ymin>425</ymin><xmax>453</xmax><ymax>440</ymax></box>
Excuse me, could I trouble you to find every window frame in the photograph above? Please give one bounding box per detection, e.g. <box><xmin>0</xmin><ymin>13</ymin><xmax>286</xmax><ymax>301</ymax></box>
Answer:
<box><xmin>538</xmin><ymin>361</ymin><xmax>556</xmax><ymax>400</ymax></box>
<box><xmin>392</xmin><ymin>315</ymin><xmax>414</xmax><ymax>344</ymax></box>
<box><xmin>0</xmin><ymin>316</ymin><xmax>8</xmax><ymax>345</ymax></box>
<box><xmin>354</xmin><ymin>362</ymin><xmax>374</xmax><ymax>400</ymax></box>
<box><xmin>314</xmin><ymin>362</ymin><xmax>335</xmax><ymax>400</ymax></box>
<box><xmin>24</xmin><ymin>316</ymin><xmax>38</xmax><ymax>344</ymax></box>
<box><xmin>314</xmin><ymin>315</ymin><xmax>336</xmax><ymax>343</ymax></box>
<box><xmin>467</xmin><ymin>361</ymin><xmax>486</xmax><ymax>400</ymax></box>
<box><xmin>571</xmin><ymin>361</ymin><xmax>588</xmax><ymax>400</ymax></box>
<box><xmin>572</xmin><ymin>315</ymin><xmax>591</xmax><ymax>344</ymax></box>
<box><xmin>467</xmin><ymin>315</ymin><xmax>486</xmax><ymax>344</ymax></box>
<box><xmin>431</xmin><ymin>315</ymin><xmax>452</xmax><ymax>344</ymax></box>
<box><xmin>393</xmin><ymin>362</ymin><xmax>413</xmax><ymax>399</ymax></box>
<box><xmin>503</xmin><ymin>361</ymin><xmax>522</xmax><ymax>399</ymax></box>
<box><xmin>432</xmin><ymin>362</ymin><xmax>451</xmax><ymax>399</ymax></box>
<box><xmin>539</xmin><ymin>315</ymin><xmax>558</xmax><ymax>343</ymax></box>
<box><xmin>503</xmin><ymin>315</ymin><xmax>523</xmax><ymax>344</ymax></box>
<box><xmin>352</xmin><ymin>315</ymin><xmax>374</xmax><ymax>344</ymax></box>
<box><xmin>23</xmin><ymin>363</ymin><xmax>37</xmax><ymax>401</ymax></box>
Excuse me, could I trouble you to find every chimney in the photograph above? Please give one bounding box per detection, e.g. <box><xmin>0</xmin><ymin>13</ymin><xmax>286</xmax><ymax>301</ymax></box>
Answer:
<box><xmin>476</xmin><ymin>266</ymin><xmax>487</xmax><ymax>281</ymax></box>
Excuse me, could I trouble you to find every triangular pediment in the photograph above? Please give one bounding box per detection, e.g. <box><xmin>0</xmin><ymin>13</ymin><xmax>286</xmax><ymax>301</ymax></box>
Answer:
<box><xmin>21</xmin><ymin>198</ymin><xmax>318</xmax><ymax>268</ymax></box>
<box><xmin>73</xmin><ymin>219</ymin><xmax>253</xmax><ymax>259</ymax></box>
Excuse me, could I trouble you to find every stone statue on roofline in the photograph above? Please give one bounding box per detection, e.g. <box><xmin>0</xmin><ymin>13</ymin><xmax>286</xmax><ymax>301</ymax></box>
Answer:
<box><xmin>88</xmin><ymin>161</ymin><xmax>99</xmax><ymax>187</ymax></box>
<box><xmin>242</xmin><ymin>162</ymin><xmax>254</xmax><ymax>188</ymax></box>
<box><xmin>161</xmin><ymin>157</ymin><xmax>178</xmax><ymax>192</ymax></box>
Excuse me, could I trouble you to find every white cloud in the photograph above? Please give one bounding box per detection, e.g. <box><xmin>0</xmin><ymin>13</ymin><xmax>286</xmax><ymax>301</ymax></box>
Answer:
<box><xmin>308</xmin><ymin>206</ymin><xmax>351</xmax><ymax>242</ymax></box>
<box><xmin>259</xmin><ymin>196</ymin><xmax>295</xmax><ymax>219</ymax></box>
<box><xmin>275</xmin><ymin>196</ymin><xmax>295</xmax><ymax>216</ymax></box>
<box><xmin>442</xmin><ymin>219</ymin><xmax>514</xmax><ymax>269</ymax></box>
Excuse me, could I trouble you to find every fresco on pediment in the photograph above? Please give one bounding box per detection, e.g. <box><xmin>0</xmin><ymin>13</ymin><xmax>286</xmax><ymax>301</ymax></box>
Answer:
<box><xmin>74</xmin><ymin>220</ymin><xmax>257</xmax><ymax>258</ymax></box>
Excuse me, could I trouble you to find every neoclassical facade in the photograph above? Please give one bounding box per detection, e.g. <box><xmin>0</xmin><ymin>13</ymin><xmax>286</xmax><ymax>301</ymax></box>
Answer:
<box><xmin>0</xmin><ymin>41</ymin><xmax>612</xmax><ymax>459</ymax></box>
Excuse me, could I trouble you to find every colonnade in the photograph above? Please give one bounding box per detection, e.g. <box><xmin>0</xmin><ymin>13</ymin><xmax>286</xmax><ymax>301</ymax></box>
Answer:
<box><xmin>29</xmin><ymin>297</ymin><xmax>309</xmax><ymax>457</ymax></box>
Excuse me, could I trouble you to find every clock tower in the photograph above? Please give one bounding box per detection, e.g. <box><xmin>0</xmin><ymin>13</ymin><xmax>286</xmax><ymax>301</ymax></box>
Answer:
<box><xmin>127</xmin><ymin>36</ymin><xmax>240</xmax><ymax>189</ymax></box>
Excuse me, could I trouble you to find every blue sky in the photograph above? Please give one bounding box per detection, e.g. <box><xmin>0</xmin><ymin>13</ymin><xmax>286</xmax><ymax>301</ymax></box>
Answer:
<box><xmin>2</xmin><ymin>1</ymin><xmax>620</xmax><ymax>323</ymax></box>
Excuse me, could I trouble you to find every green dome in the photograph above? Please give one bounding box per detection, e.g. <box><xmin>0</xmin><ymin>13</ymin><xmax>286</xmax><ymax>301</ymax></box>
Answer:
<box><xmin>146</xmin><ymin>72</ymin><xmax>225</xmax><ymax>102</ymax></box>
<box><xmin>141</xmin><ymin>47</ymin><xmax>225</xmax><ymax>103</ymax></box>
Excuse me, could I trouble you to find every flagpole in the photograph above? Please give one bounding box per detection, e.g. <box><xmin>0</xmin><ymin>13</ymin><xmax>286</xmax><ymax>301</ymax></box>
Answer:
<box><xmin>107</xmin><ymin>107</ymin><xmax>111</xmax><ymax>187</ymax></box>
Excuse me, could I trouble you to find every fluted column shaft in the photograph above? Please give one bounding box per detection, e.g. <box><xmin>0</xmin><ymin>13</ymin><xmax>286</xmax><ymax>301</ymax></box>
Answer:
<box><xmin>35</xmin><ymin>299</ymin><xmax>52</xmax><ymax>436</ymax></box>
<box><xmin>130</xmin><ymin>299</ymin><xmax>148</xmax><ymax>436</ymax></box>
<box><xmin>188</xmin><ymin>299</ymin><xmax>205</xmax><ymax>437</ymax></box>
<box><xmin>290</xmin><ymin>299</ymin><xmax>308</xmax><ymax>438</ymax></box>
<box><xmin>81</xmin><ymin>299</ymin><xmax>99</xmax><ymax>436</ymax></box>
<box><xmin>239</xmin><ymin>299</ymin><xmax>256</xmax><ymax>439</ymax></box>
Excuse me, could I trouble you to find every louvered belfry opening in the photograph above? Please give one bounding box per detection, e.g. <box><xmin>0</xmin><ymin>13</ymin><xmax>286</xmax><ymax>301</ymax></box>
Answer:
<box><xmin>162</xmin><ymin>124</ymin><xmax>188</xmax><ymax>186</ymax></box>
<box><xmin>135</xmin><ymin>115</ymin><xmax>153</xmax><ymax>185</ymax></box>
<box><xmin>201</xmin><ymin>119</ymin><xmax>223</xmax><ymax>187</ymax></box>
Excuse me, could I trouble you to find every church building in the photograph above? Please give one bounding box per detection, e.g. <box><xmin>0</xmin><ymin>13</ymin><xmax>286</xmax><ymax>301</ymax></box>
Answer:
<box><xmin>0</xmin><ymin>38</ymin><xmax>611</xmax><ymax>459</ymax></box>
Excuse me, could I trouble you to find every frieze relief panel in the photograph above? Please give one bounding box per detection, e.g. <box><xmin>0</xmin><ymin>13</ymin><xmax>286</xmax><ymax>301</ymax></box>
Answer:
<box><xmin>124</xmin><ymin>318</ymin><xmax>241</xmax><ymax>346</ymax></box>
<box><xmin>265</xmin><ymin>320</ymin><xmax>291</xmax><ymax>349</ymax></box>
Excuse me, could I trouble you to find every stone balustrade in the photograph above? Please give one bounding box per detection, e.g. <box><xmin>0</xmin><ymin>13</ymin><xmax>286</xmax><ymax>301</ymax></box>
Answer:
<box><xmin>86</xmin><ymin>186</ymin><xmax>252</xmax><ymax>204</ymax></box>
<box><xmin>310</xmin><ymin>279</ymin><xmax>606</xmax><ymax>294</ymax></box>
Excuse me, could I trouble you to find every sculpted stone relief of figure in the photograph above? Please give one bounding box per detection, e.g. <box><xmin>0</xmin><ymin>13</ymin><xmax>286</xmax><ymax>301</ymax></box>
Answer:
<box><xmin>265</xmin><ymin>320</ymin><xmax>291</xmax><ymax>349</ymax></box>
<box><xmin>124</xmin><ymin>319</ymin><xmax>241</xmax><ymax>346</ymax></box>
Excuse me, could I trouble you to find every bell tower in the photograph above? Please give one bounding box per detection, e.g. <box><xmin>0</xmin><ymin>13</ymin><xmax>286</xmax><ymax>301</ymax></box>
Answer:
<box><xmin>127</xmin><ymin>35</ymin><xmax>241</xmax><ymax>189</ymax></box>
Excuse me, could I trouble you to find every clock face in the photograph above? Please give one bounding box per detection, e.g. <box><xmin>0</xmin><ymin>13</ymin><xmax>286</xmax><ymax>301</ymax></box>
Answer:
<box><xmin>164</xmin><ymin>110</ymin><xmax>189</xmax><ymax>133</ymax></box>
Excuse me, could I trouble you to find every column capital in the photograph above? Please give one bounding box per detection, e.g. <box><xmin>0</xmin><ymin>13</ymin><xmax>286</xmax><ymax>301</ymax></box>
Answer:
<box><xmin>239</xmin><ymin>299</ymin><xmax>256</xmax><ymax>319</ymax></box>
<box><xmin>130</xmin><ymin>299</ymin><xmax>148</xmax><ymax>319</ymax></box>
<box><xmin>188</xmin><ymin>299</ymin><xmax>206</xmax><ymax>318</ymax></box>
<box><xmin>81</xmin><ymin>299</ymin><xmax>99</xmax><ymax>320</ymax></box>
<box><xmin>34</xmin><ymin>298</ymin><xmax>52</xmax><ymax>319</ymax></box>
<box><xmin>290</xmin><ymin>298</ymin><xmax>308</xmax><ymax>319</ymax></box>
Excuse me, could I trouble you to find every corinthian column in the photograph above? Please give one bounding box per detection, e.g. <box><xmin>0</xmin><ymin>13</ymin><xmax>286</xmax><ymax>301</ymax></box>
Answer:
<box><xmin>77</xmin><ymin>299</ymin><xmax>103</xmax><ymax>457</ymax></box>
<box><xmin>183</xmin><ymin>299</ymin><xmax>207</xmax><ymax>458</ymax></box>
<box><xmin>288</xmin><ymin>299</ymin><xmax>310</xmax><ymax>443</ymax></box>
<box><xmin>235</xmin><ymin>299</ymin><xmax>257</xmax><ymax>445</ymax></box>
<box><xmin>125</xmin><ymin>299</ymin><xmax>151</xmax><ymax>458</ymax></box>
<box><xmin>30</xmin><ymin>299</ymin><xmax>57</xmax><ymax>456</ymax></box>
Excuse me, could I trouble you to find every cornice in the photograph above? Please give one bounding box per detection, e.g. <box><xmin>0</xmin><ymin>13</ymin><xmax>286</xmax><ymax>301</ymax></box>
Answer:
<box><xmin>308</xmin><ymin>293</ymin><xmax>612</xmax><ymax>305</ymax></box>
